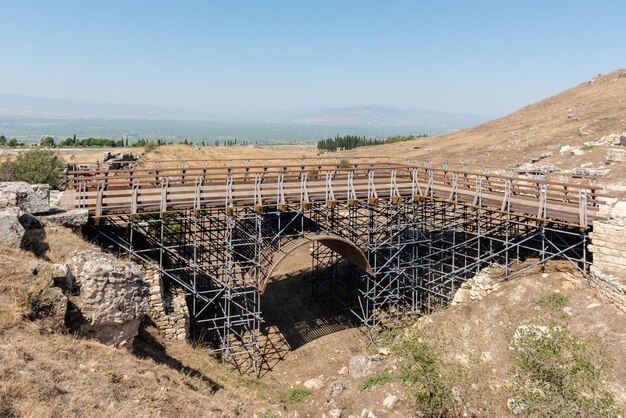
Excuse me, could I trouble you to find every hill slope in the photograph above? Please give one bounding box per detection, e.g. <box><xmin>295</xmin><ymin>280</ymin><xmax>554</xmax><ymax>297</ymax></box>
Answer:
<box><xmin>342</xmin><ymin>68</ymin><xmax>626</xmax><ymax>193</ymax></box>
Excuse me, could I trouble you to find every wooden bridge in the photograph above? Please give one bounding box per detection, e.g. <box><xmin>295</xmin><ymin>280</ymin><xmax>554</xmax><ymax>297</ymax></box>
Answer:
<box><xmin>64</xmin><ymin>157</ymin><xmax>604</xmax><ymax>228</ymax></box>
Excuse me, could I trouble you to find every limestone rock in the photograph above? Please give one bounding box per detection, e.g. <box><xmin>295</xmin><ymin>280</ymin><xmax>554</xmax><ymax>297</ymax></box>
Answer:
<box><xmin>377</xmin><ymin>347</ymin><xmax>391</xmax><ymax>356</ymax></box>
<box><xmin>325</xmin><ymin>380</ymin><xmax>346</xmax><ymax>402</ymax></box>
<box><xmin>0</xmin><ymin>182</ymin><xmax>49</xmax><ymax>214</ymax></box>
<box><xmin>382</xmin><ymin>394</ymin><xmax>398</xmax><ymax>409</ymax></box>
<box><xmin>44</xmin><ymin>208</ymin><xmax>89</xmax><ymax>229</ymax></box>
<box><xmin>611</xmin><ymin>201</ymin><xmax>626</xmax><ymax>219</ymax></box>
<box><xmin>303</xmin><ymin>377</ymin><xmax>324</xmax><ymax>390</ymax></box>
<box><xmin>328</xmin><ymin>409</ymin><xmax>342</xmax><ymax>418</ymax></box>
<box><xmin>40</xmin><ymin>286</ymin><xmax>68</xmax><ymax>328</ymax></box>
<box><xmin>27</xmin><ymin>259</ymin><xmax>39</xmax><ymax>275</ymax></box>
<box><xmin>67</xmin><ymin>250</ymin><xmax>149</xmax><ymax>348</ymax></box>
<box><xmin>49</xmin><ymin>190</ymin><xmax>63</xmax><ymax>207</ymax></box>
<box><xmin>51</xmin><ymin>263</ymin><xmax>74</xmax><ymax>292</ymax></box>
<box><xmin>348</xmin><ymin>355</ymin><xmax>380</xmax><ymax>378</ymax></box>
<box><xmin>606</xmin><ymin>148</ymin><xmax>625</xmax><ymax>163</ymax></box>
<box><xmin>0</xmin><ymin>208</ymin><xmax>25</xmax><ymax>248</ymax></box>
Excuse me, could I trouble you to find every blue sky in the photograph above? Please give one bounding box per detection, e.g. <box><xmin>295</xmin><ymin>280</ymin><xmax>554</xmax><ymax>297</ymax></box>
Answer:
<box><xmin>1</xmin><ymin>0</ymin><xmax>625</xmax><ymax>117</ymax></box>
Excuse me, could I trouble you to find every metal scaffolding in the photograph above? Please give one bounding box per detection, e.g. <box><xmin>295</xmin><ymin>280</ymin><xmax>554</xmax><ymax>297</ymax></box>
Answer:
<box><xmin>69</xmin><ymin>157</ymin><xmax>601</xmax><ymax>375</ymax></box>
<box><xmin>90</xmin><ymin>193</ymin><xmax>590</xmax><ymax>375</ymax></box>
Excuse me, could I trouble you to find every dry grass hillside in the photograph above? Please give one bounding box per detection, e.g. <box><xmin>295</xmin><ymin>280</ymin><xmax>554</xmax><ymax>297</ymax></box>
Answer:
<box><xmin>2</xmin><ymin>225</ymin><xmax>624</xmax><ymax>417</ymax></box>
<box><xmin>341</xmin><ymin>68</ymin><xmax>626</xmax><ymax>194</ymax></box>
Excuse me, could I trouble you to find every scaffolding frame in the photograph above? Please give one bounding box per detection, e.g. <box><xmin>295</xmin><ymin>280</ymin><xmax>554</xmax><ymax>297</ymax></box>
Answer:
<box><xmin>89</xmin><ymin>187</ymin><xmax>590</xmax><ymax>375</ymax></box>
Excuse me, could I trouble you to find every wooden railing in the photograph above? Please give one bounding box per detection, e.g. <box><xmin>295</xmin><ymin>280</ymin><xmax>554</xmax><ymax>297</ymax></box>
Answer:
<box><xmin>63</xmin><ymin>159</ymin><xmax>606</xmax><ymax>227</ymax></box>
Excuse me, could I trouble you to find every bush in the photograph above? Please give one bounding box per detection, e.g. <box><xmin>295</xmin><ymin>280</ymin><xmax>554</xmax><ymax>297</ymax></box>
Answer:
<box><xmin>360</xmin><ymin>371</ymin><xmax>393</xmax><ymax>390</ymax></box>
<box><xmin>11</xmin><ymin>149</ymin><xmax>65</xmax><ymax>189</ymax></box>
<box><xmin>538</xmin><ymin>293</ymin><xmax>569</xmax><ymax>309</ymax></box>
<box><xmin>511</xmin><ymin>324</ymin><xmax>620</xmax><ymax>417</ymax></box>
<box><xmin>0</xmin><ymin>160</ymin><xmax>17</xmax><ymax>182</ymax></box>
<box><xmin>396</xmin><ymin>334</ymin><xmax>464</xmax><ymax>416</ymax></box>
<box><xmin>279</xmin><ymin>388</ymin><xmax>311</xmax><ymax>404</ymax></box>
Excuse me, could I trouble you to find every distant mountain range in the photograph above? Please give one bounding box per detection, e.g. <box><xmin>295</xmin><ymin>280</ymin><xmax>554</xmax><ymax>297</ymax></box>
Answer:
<box><xmin>0</xmin><ymin>94</ymin><xmax>219</xmax><ymax>121</ymax></box>
<box><xmin>0</xmin><ymin>95</ymin><xmax>489</xmax><ymax>129</ymax></box>
<box><xmin>279</xmin><ymin>105</ymin><xmax>489</xmax><ymax>130</ymax></box>
<box><xmin>0</xmin><ymin>94</ymin><xmax>491</xmax><ymax>142</ymax></box>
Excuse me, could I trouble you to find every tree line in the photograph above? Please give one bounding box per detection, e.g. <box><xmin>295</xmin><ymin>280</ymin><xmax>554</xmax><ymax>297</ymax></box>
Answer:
<box><xmin>317</xmin><ymin>134</ymin><xmax>428</xmax><ymax>151</ymax></box>
<box><xmin>0</xmin><ymin>134</ymin><xmax>258</xmax><ymax>149</ymax></box>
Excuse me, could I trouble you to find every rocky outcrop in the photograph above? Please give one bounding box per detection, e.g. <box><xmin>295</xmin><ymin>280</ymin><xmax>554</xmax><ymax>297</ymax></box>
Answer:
<box><xmin>67</xmin><ymin>250</ymin><xmax>149</xmax><ymax>348</ymax></box>
<box><xmin>43</xmin><ymin>208</ymin><xmax>89</xmax><ymax>229</ymax></box>
<box><xmin>0</xmin><ymin>208</ymin><xmax>25</xmax><ymax>248</ymax></box>
<box><xmin>0</xmin><ymin>182</ymin><xmax>49</xmax><ymax>214</ymax></box>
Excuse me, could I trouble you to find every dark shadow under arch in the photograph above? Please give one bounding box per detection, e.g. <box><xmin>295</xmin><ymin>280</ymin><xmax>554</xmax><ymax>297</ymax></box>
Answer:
<box><xmin>260</xmin><ymin>233</ymin><xmax>373</xmax><ymax>293</ymax></box>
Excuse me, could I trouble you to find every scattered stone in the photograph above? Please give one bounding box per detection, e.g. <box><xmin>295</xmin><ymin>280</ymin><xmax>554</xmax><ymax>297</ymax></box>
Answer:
<box><xmin>593</xmin><ymin>132</ymin><xmax>626</xmax><ymax>146</ymax></box>
<box><xmin>559</xmin><ymin>145</ymin><xmax>572</xmax><ymax>154</ymax></box>
<box><xmin>288</xmin><ymin>411</ymin><xmax>301</xmax><ymax>418</ymax></box>
<box><xmin>349</xmin><ymin>355</ymin><xmax>380</xmax><ymax>378</ymax></box>
<box><xmin>611</xmin><ymin>201</ymin><xmax>626</xmax><ymax>218</ymax></box>
<box><xmin>67</xmin><ymin>250</ymin><xmax>149</xmax><ymax>348</ymax></box>
<box><xmin>571</xmin><ymin>167</ymin><xmax>609</xmax><ymax>178</ymax></box>
<box><xmin>382</xmin><ymin>394</ymin><xmax>398</xmax><ymax>409</ymax></box>
<box><xmin>338</xmin><ymin>366</ymin><xmax>349</xmax><ymax>376</ymax></box>
<box><xmin>377</xmin><ymin>347</ymin><xmax>391</xmax><ymax>356</ymax></box>
<box><xmin>0</xmin><ymin>182</ymin><xmax>49</xmax><ymax>214</ymax></box>
<box><xmin>49</xmin><ymin>190</ymin><xmax>63</xmax><ymax>207</ymax></box>
<box><xmin>571</xmin><ymin>148</ymin><xmax>585</xmax><ymax>156</ymax></box>
<box><xmin>0</xmin><ymin>208</ymin><xmax>25</xmax><ymax>248</ymax></box>
<box><xmin>93</xmin><ymin>152</ymin><xmax>137</xmax><ymax>170</ymax></box>
<box><xmin>325</xmin><ymin>380</ymin><xmax>346</xmax><ymax>402</ymax></box>
<box><xmin>43</xmin><ymin>208</ymin><xmax>89</xmax><ymax>229</ymax></box>
<box><xmin>605</xmin><ymin>148</ymin><xmax>625</xmax><ymax>163</ymax></box>
<box><xmin>303</xmin><ymin>377</ymin><xmax>324</xmax><ymax>390</ymax></box>
<box><xmin>328</xmin><ymin>409</ymin><xmax>342</xmax><ymax>418</ymax></box>
<box><xmin>507</xmin><ymin>398</ymin><xmax>524</xmax><ymax>414</ymax></box>
<box><xmin>27</xmin><ymin>259</ymin><xmax>39</xmax><ymax>275</ymax></box>
<box><xmin>51</xmin><ymin>263</ymin><xmax>74</xmax><ymax>292</ymax></box>
<box><xmin>515</xmin><ymin>163</ymin><xmax>557</xmax><ymax>175</ymax></box>
<box><xmin>360</xmin><ymin>409</ymin><xmax>378</xmax><ymax>418</ymax></box>
<box><xmin>40</xmin><ymin>286</ymin><xmax>69</xmax><ymax>327</ymax></box>
<box><xmin>541</xmin><ymin>273</ymin><xmax>549</xmax><ymax>279</ymax></box>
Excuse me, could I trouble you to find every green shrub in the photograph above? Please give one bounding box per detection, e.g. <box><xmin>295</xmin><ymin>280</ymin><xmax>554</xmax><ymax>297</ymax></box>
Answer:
<box><xmin>11</xmin><ymin>149</ymin><xmax>65</xmax><ymax>189</ymax></box>
<box><xmin>511</xmin><ymin>324</ymin><xmax>620</xmax><ymax>417</ymax></box>
<box><xmin>279</xmin><ymin>388</ymin><xmax>312</xmax><ymax>404</ymax></box>
<box><xmin>360</xmin><ymin>371</ymin><xmax>393</xmax><ymax>390</ymax></box>
<box><xmin>538</xmin><ymin>293</ymin><xmax>569</xmax><ymax>309</ymax></box>
<box><xmin>580</xmin><ymin>144</ymin><xmax>594</xmax><ymax>151</ymax></box>
<box><xmin>0</xmin><ymin>160</ymin><xmax>17</xmax><ymax>182</ymax></box>
<box><xmin>395</xmin><ymin>335</ymin><xmax>463</xmax><ymax>416</ymax></box>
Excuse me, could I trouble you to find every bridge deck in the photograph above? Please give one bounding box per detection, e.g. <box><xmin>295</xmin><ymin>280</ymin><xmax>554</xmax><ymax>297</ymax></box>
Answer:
<box><xmin>63</xmin><ymin>158</ymin><xmax>606</xmax><ymax>227</ymax></box>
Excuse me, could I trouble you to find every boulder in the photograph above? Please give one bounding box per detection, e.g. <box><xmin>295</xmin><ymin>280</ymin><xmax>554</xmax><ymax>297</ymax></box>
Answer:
<box><xmin>51</xmin><ymin>263</ymin><xmax>74</xmax><ymax>292</ymax></box>
<box><xmin>348</xmin><ymin>355</ymin><xmax>381</xmax><ymax>378</ymax></box>
<box><xmin>0</xmin><ymin>208</ymin><xmax>25</xmax><ymax>248</ymax></box>
<box><xmin>40</xmin><ymin>286</ymin><xmax>68</xmax><ymax>328</ymax></box>
<box><xmin>0</xmin><ymin>182</ymin><xmax>49</xmax><ymax>214</ymax></box>
<box><xmin>606</xmin><ymin>148</ymin><xmax>625</xmax><ymax>163</ymax></box>
<box><xmin>382</xmin><ymin>394</ymin><xmax>398</xmax><ymax>409</ymax></box>
<box><xmin>68</xmin><ymin>250</ymin><xmax>149</xmax><ymax>348</ymax></box>
<box><xmin>44</xmin><ymin>208</ymin><xmax>89</xmax><ymax>229</ymax></box>
<box><xmin>303</xmin><ymin>377</ymin><xmax>325</xmax><ymax>390</ymax></box>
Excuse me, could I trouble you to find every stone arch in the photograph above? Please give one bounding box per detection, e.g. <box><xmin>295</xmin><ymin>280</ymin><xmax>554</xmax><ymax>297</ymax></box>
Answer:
<box><xmin>260</xmin><ymin>233</ymin><xmax>373</xmax><ymax>293</ymax></box>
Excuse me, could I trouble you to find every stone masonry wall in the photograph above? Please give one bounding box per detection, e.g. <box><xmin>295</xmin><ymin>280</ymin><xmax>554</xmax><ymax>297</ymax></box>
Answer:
<box><xmin>144</xmin><ymin>266</ymin><xmax>190</xmax><ymax>341</ymax></box>
<box><xmin>588</xmin><ymin>201</ymin><xmax>626</xmax><ymax>312</ymax></box>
